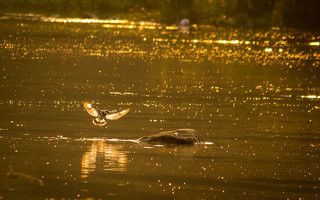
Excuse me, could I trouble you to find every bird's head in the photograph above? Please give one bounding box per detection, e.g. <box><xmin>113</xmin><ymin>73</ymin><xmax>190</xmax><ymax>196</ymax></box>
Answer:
<box><xmin>83</xmin><ymin>101</ymin><xmax>94</xmax><ymax>109</ymax></box>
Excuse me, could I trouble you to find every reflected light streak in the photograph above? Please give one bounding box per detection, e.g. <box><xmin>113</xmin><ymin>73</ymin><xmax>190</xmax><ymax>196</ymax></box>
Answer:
<box><xmin>152</xmin><ymin>38</ymin><xmax>249</xmax><ymax>45</ymax></box>
<box><xmin>301</xmin><ymin>95</ymin><xmax>320</xmax><ymax>99</ymax></box>
<box><xmin>102</xmin><ymin>24</ymin><xmax>158</xmax><ymax>30</ymax></box>
<box><xmin>40</xmin><ymin>16</ymin><xmax>160</xmax><ymax>30</ymax></box>
<box><xmin>265</xmin><ymin>48</ymin><xmax>273</xmax><ymax>52</ymax></box>
<box><xmin>215</xmin><ymin>40</ymin><xmax>240</xmax><ymax>45</ymax></box>
<box><xmin>42</xmin><ymin>17</ymin><xmax>129</xmax><ymax>24</ymax></box>
<box><xmin>109</xmin><ymin>91</ymin><xmax>136</xmax><ymax>96</ymax></box>
<box><xmin>165</xmin><ymin>25</ymin><xmax>178</xmax><ymax>30</ymax></box>
<box><xmin>81</xmin><ymin>141</ymin><xmax>128</xmax><ymax>178</ymax></box>
<box><xmin>309</xmin><ymin>42</ymin><xmax>320</xmax><ymax>46</ymax></box>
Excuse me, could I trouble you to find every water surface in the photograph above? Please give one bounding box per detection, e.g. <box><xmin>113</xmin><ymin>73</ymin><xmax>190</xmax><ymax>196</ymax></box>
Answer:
<box><xmin>0</xmin><ymin>13</ymin><xmax>319</xmax><ymax>199</ymax></box>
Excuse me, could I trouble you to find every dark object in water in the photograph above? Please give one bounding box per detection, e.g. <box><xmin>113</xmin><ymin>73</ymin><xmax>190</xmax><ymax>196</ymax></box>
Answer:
<box><xmin>139</xmin><ymin>129</ymin><xmax>200</xmax><ymax>145</ymax></box>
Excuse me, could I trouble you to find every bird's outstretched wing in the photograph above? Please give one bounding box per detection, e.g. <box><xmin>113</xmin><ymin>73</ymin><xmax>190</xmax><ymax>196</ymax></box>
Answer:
<box><xmin>83</xmin><ymin>101</ymin><xmax>100</xmax><ymax>117</ymax></box>
<box><xmin>105</xmin><ymin>109</ymin><xmax>130</xmax><ymax>120</ymax></box>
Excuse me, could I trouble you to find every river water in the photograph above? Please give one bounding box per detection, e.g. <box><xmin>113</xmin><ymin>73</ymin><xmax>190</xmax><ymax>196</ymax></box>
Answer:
<box><xmin>0</xmin><ymin>13</ymin><xmax>319</xmax><ymax>199</ymax></box>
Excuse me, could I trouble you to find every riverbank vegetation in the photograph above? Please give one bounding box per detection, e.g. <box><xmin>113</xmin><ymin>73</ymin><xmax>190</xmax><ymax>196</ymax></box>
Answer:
<box><xmin>0</xmin><ymin>0</ymin><xmax>319</xmax><ymax>30</ymax></box>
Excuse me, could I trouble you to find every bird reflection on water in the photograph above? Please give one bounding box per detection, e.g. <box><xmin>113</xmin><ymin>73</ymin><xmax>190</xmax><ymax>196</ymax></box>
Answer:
<box><xmin>81</xmin><ymin>141</ymin><xmax>128</xmax><ymax>178</ymax></box>
<box><xmin>80</xmin><ymin>129</ymin><xmax>203</xmax><ymax>178</ymax></box>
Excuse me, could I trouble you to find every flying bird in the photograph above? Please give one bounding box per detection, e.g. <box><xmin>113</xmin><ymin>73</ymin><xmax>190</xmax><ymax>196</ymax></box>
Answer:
<box><xmin>83</xmin><ymin>101</ymin><xmax>129</xmax><ymax>126</ymax></box>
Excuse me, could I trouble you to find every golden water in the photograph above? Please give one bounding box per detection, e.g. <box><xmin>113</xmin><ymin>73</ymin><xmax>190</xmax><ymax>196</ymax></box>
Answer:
<box><xmin>0</xmin><ymin>13</ymin><xmax>319</xmax><ymax>199</ymax></box>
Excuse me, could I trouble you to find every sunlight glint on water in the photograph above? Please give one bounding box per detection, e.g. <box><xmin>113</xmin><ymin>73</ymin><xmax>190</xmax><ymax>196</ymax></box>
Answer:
<box><xmin>0</xmin><ymin>13</ymin><xmax>319</xmax><ymax>199</ymax></box>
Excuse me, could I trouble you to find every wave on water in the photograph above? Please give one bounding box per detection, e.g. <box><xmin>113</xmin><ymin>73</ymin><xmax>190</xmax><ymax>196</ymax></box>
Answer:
<box><xmin>54</xmin><ymin>135</ymin><xmax>213</xmax><ymax>146</ymax></box>
<box><xmin>76</xmin><ymin>137</ymin><xmax>140</xmax><ymax>144</ymax></box>
<box><xmin>22</xmin><ymin>134</ymin><xmax>213</xmax><ymax>146</ymax></box>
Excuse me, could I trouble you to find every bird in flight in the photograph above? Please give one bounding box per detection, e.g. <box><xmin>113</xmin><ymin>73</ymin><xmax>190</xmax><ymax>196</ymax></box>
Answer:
<box><xmin>83</xmin><ymin>101</ymin><xmax>129</xmax><ymax>126</ymax></box>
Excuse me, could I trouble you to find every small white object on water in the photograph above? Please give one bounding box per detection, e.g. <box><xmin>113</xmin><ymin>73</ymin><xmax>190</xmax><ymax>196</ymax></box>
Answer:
<box><xmin>179</xmin><ymin>19</ymin><xmax>190</xmax><ymax>33</ymax></box>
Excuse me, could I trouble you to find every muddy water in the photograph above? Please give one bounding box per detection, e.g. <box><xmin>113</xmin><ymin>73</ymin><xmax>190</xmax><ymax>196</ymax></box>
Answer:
<box><xmin>0</xmin><ymin>13</ymin><xmax>319</xmax><ymax>199</ymax></box>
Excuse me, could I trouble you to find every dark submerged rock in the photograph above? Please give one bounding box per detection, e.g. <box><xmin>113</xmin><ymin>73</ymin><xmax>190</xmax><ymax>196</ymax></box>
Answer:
<box><xmin>138</xmin><ymin>129</ymin><xmax>201</xmax><ymax>145</ymax></box>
